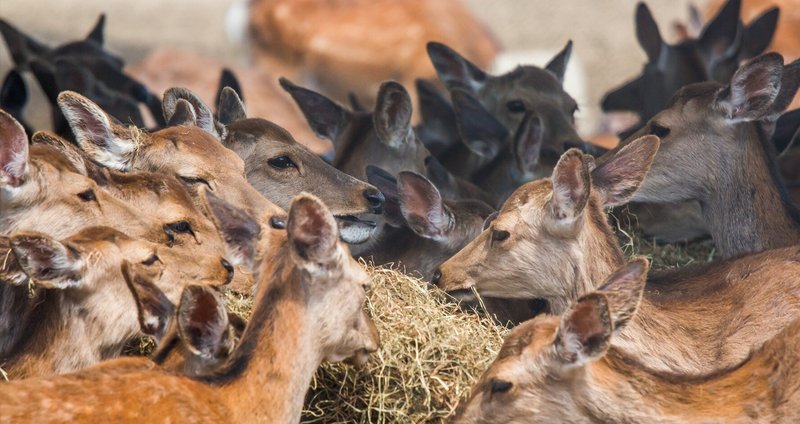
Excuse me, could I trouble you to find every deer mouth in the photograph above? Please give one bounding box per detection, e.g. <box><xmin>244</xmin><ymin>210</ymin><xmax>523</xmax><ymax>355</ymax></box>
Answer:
<box><xmin>335</xmin><ymin>215</ymin><xmax>377</xmax><ymax>244</ymax></box>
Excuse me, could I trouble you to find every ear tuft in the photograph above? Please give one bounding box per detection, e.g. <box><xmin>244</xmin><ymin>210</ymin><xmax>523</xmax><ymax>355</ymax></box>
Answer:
<box><xmin>544</xmin><ymin>40</ymin><xmax>572</xmax><ymax>83</ymax></box>
<box><xmin>178</xmin><ymin>285</ymin><xmax>229</xmax><ymax>359</ymax></box>
<box><xmin>550</xmin><ymin>149</ymin><xmax>591</xmax><ymax>224</ymax></box>
<box><xmin>374</xmin><ymin>81</ymin><xmax>414</xmax><ymax>148</ymax></box>
<box><xmin>596</xmin><ymin>257</ymin><xmax>649</xmax><ymax>332</ymax></box>
<box><xmin>591</xmin><ymin>135</ymin><xmax>660</xmax><ymax>207</ymax></box>
<box><xmin>11</xmin><ymin>233</ymin><xmax>83</xmax><ymax>289</ymax></box>
<box><xmin>122</xmin><ymin>261</ymin><xmax>175</xmax><ymax>342</ymax></box>
<box><xmin>0</xmin><ymin>109</ymin><xmax>29</xmax><ymax>187</ymax></box>
<box><xmin>202</xmin><ymin>189</ymin><xmax>261</xmax><ymax>271</ymax></box>
<box><xmin>163</xmin><ymin>87</ymin><xmax>218</xmax><ymax>138</ymax></box>
<box><xmin>398</xmin><ymin>171</ymin><xmax>450</xmax><ymax>240</ymax></box>
<box><xmin>288</xmin><ymin>193</ymin><xmax>338</xmax><ymax>264</ymax></box>
<box><xmin>451</xmin><ymin>88</ymin><xmax>508</xmax><ymax>158</ymax></box>
<box><xmin>557</xmin><ymin>293</ymin><xmax>612</xmax><ymax>366</ymax></box>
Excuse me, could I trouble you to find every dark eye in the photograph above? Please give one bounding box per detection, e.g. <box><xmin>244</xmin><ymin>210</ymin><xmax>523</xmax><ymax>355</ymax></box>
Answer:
<box><xmin>490</xmin><ymin>379</ymin><xmax>513</xmax><ymax>394</ymax></box>
<box><xmin>650</xmin><ymin>123</ymin><xmax>670</xmax><ymax>138</ymax></box>
<box><xmin>506</xmin><ymin>100</ymin><xmax>526</xmax><ymax>113</ymax></box>
<box><xmin>167</xmin><ymin>221</ymin><xmax>193</xmax><ymax>234</ymax></box>
<box><xmin>270</xmin><ymin>216</ymin><xmax>287</xmax><ymax>229</ymax></box>
<box><xmin>491</xmin><ymin>229</ymin><xmax>510</xmax><ymax>242</ymax></box>
<box><xmin>179</xmin><ymin>176</ymin><xmax>211</xmax><ymax>189</ymax></box>
<box><xmin>142</xmin><ymin>254</ymin><xmax>160</xmax><ymax>266</ymax></box>
<box><xmin>267</xmin><ymin>156</ymin><xmax>296</xmax><ymax>169</ymax></box>
<box><xmin>77</xmin><ymin>189</ymin><xmax>96</xmax><ymax>202</ymax></box>
<box><xmin>483</xmin><ymin>211</ymin><xmax>499</xmax><ymax>230</ymax></box>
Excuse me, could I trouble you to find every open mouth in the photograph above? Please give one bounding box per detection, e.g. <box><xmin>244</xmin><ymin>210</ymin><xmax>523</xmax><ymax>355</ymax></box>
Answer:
<box><xmin>335</xmin><ymin>215</ymin><xmax>377</xmax><ymax>245</ymax></box>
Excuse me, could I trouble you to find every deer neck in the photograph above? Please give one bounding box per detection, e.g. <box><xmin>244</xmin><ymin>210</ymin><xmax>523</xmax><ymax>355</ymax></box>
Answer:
<box><xmin>578</xmin><ymin>200</ymin><xmax>626</xmax><ymax>291</ymax></box>
<box><xmin>702</xmin><ymin>126</ymin><xmax>800</xmax><ymax>258</ymax></box>
<box><xmin>217</xmin><ymin>251</ymin><xmax>322</xmax><ymax>423</ymax></box>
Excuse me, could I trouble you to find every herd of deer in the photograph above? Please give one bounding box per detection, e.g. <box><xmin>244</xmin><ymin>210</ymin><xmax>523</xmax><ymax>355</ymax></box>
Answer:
<box><xmin>1</xmin><ymin>0</ymin><xmax>800</xmax><ymax>422</ymax></box>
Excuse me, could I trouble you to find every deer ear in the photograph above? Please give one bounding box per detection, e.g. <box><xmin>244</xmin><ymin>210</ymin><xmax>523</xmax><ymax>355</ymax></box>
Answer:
<box><xmin>167</xmin><ymin>99</ymin><xmax>198</xmax><ymax>127</ymax></box>
<box><xmin>601</xmin><ymin>76</ymin><xmax>643</xmax><ymax>113</ymax></box>
<box><xmin>591</xmin><ymin>135</ymin><xmax>659</xmax><ymax>207</ymax></box>
<box><xmin>416</xmin><ymin>79</ymin><xmax>457</xmax><ymax>141</ymax></box>
<box><xmin>741</xmin><ymin>7</ymin><xmax>779</xmax><ymax>59</ymax></box>
<box><xmin>216</xmin><ymin>68</ymin><xmax>244</xmax><ymax>108</ymax></box>
<box><xmin>163</xmin><ymin>87</ymin><xmax>218</xmax><ymax>137</ymax></box>
<box><xmin>217</xmin><ymin>86</ymin><xmax>247</xmax><ymax>126</ymax></box>
<box><xmin>773</xmin><ymin>109</ymin><xmax>800</xmax><ymax>156</ymax></box>
<box><xmin>122</xmin><ymin>261</ymin><xmax>175</xmax><ymax>342</ymax></box>
<box><xmin>698</xmin><ymin>0</ymin><xmax>742</xmax><ymax>64</ymax></box>
<box><xmin>549</xmin><ymin>149</ymin><xmax>590</xmax><ymax>225</ymax></box>
<box><xmin>0</xmin><ymin>18</ymin><xmax>51</xmax><ymax>65</ymax></box>
<box><xmin>280</xmin><ymin>77</ymin><xmax>351</xmax><ymax>149</ymax></box>
<box><xmin>11</xmin><ymin>233</ymin><xmax>84</xmax><ymax>289</ymax></box>
<box><xmin>426</xmin><ymin>41</ymin><xmax>488</xmax><ymax>91</ymax></box>
<box><xmin>452</xmin><ymin>89</ymin><xmax>508</xmax><ymax>159</ymax></box>
<box><xmin>0</xmin><ymin>236</ymin><xmax>26</xmax><ymax>285</ymax></box>
<box><xmin>768</xmin><ymin>59</ymin><xmax>800</xmax><ymax>119</ymax></box>
<box><xmin>635</xmin><ymin>2</ymin><xmax>663</xmax><ymax>63</ymax></box>
<box><xmin>0</xmin><ymin>109</ymin><xmax>29</xmax><ymax>187</ymax></box>
<box><xmin>513</xmin><ymin>112</ymin><xmax>544</xmax><ymax>172</ymax></box>
<box><xmin>718</xmin><ymin>53</ymin><xmax>784</xmax><ymax>122</ymax></box>
<box><xmin>288</xmin><ymin>193</ymin><xmax>339</xmax><ymax>266</ymax></box>
<box><xmin>85</xmin><ymin>14</ymin><xmax>105</xmax><ymax>46</ymax></box>
<box><xmin>398</xmin><ymin>171</ymin><xmax>451</xmax><ymax>240</ymax></box>
<box><xmin>202</xmin><ymin>189</ymin><xmax>261</xmax><ymax>271</ymax></box>
<box><xmin>365</xmin><ymin>165</ymin><xmax>404</xmax><ymax>227</ymax></box>
<box><xmin>177</xmin><ymin>285</ymin><xmax>229</xmax><ymax>359</ymax></box>
<box><xmin>57</xmin><ymin>91</ymin><xmax>139</xmax><ymax>170</ymax></box>
<box><xmin>545</xmin><ymin>40</ymin><xmax>572</xmax><ymax>83</ymax></box>
<box><xmin>596</xmin><ymin>257</ymin><xmax>648</xmax><ymax>332</ymax></box>
<box><xmin>556</xmin><ymin>293</ymin><xmax>612</xmax><ymax>366</ymax></box>
<box><xmin>1</xmin><ymin>69</ymin><xmax>29</xmax><ymax>118</ymax></box>
<box><xmin>374</xmin><ymin>81</ymin><xmax>414</xmax><ymax>148</ymax></box>
<box><xmin>32</xmin><ymin>131</ymin><xmax>92</xmax><ymax>176</ymax></box>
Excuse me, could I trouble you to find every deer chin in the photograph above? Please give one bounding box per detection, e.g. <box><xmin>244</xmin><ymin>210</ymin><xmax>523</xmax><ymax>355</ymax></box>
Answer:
<box><xmin>336</xmin><ymin>215</ymin><xmax>377</xmax><ymax>244</ymax></box>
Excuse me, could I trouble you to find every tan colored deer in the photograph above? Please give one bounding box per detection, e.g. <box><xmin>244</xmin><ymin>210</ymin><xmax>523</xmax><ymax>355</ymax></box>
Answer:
<box><xmin>620</xmin><ymin>53</ymin><xmax>800</xmax><ymax>258</ymax></box>
<box><xmin>0</xmin><ymin>193</ymin><xmax>379</xmax><ymax>423</ymax></box>
<box><xmin>436</xmin><ymin>137</ymin><xmax>800</xmax><ymax>374</ymax></box>
<box><xmin>0</xmin><ymin>224</ymin><xmax>245</xmax><ymax>379</ymax></box>
<box><xmin>453</xmin><ymin>258</ymin><xmax>800</xmax><ymax>424</ymax></box>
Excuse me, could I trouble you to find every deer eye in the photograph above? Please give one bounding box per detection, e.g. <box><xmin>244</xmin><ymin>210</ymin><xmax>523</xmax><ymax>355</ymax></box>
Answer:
<box><xmin>650</xmin><ymin>123</ymin><xmax>670</xmax><ymax>138</ymax></box>
<box><xmin>179</xmin><ymin>176</ymin><xmax>211</xmax><ymax>189</ymax></box>
<box><xmin>268</xmin><ymin>156</ymin><xmax>296</xmax><ymax>170</ymax></box>
<box><xmin>491</xmin><ymin>229</ymin><xmax>510</xmax><ymax>243</ymax></box>
<box><xmin>506</xmin><ymin>100</ymin><xmax>526</xmax><ymax>114</ymax></box>
<box><xmin>77</xmin><ymin>189</ymin><xmax>97</xmax><ymax>202</ymax></box>
<box><xmin>490</xmin><ymin>379</ymin><xmax>513</xmax><ymax>394</ymax></box>
<box><xmin>166</xmin><ymin>220</ymin><xmax>193</xmax><ymax>234</ymax></box>
<box><xmin>142</xmin><ymin>254</ymin><xmax>160</xmax><ymax>266</ymax></box>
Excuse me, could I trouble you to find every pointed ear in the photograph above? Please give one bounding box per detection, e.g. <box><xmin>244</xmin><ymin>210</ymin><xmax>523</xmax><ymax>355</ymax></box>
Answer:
<box><xmin>365</xmin><ymin>165</ymin><xmax>404</xmax><ymax>227</ymax></box>
<box><xmin>0</xmin><ymin>109</ymin><xmax>29</xmax><ymax>187</ymax></box>
<box><xmin>635</xmin><ymin>2</ymin><xmax>663</xmax><ymax>63</ymax></box>
<box><xmin>167</xmin><ymin>99</ymin><xmax>198</xmax><ymax>127</ymax></box>
<box><xmin>163</xmin><ymin>87</ymin><xmax>218</xmax><ymax>137</ymax></box>
<box><xmin>57</xmin><ymin>91</ymin><xmax>139</xmax><ymax>170</ymax></box>
<box><xmin>741</xmin><ymin>7</ymin><xmax>779</xmax><ymax>59</ymax></box>
<box><xmin>373</xmin><ymin>81</ymin><xmax>414</xmax><ymax>148</ymax></box>
<box><xmin>556</xmin><ymin>293</ymin><xmax>612</xmax><ymax>366</ymax></box>
<box><xmin>216</xmin><ymin>68</ymin><xmax>244</xmax><ymax>108</ymax></box>
<box><xmin>773</xmin><ymin>109</ymin><xmax>800</xmax><ymax>156</ymax></box>
<box><xmin>426</xmin><ymin>41</ymin><xmax>488</xmax><ymax>91</ymax></box>
<box><xmin>513</xmin><ymin>112</ymin><xmax>544</xmax><ymax>172</ymax></box>
<box><xmin>591</xmin><ymin>135</ymin><xmax>659</xmax><ymax>207</ymax></box>
<box><xmin>201</xmin><ymin>189</ymin><xmax>261</xmax><ymax>271</ymax></box>
<box><xmin>177</xmin><ymin>285</ymin><xmax>229</xmax><ymax>359</ymax></box>
<box><xmin>549</xmin><ymin>149</ymin><xmax>590</xmax><ymax>224</ymax></box>
<box><xmin>0</xmin><ymin>236</ymin><xmax>27</xmax><ymax>285</ymax></box>
<box><xmin>287</xmin><ymin>193</ymin><xmax>339</xmax><ymax>265</ymax></box>
<box><xmin>217</xmin><ymin>86</ymin><xmax>247</xmax><ymax>126</ymax></box>
<box><xmin>122</xmin><ymin>261</ymin><xmax>175</xmax><ymax>342</ymax></box>
<box><xmin>32</xmin><ymin>131</ymin><xmax>93</xmax><ymax>176</ymax></box>
<box><xmin>452</xmin><ymin>89</ymin><xmax>508</xmax><ymax>158</ymax></box>
<box><xmin>85</xmin><ymin>14</ymin><xmax>106</xmax><ymax>46</ymax></box>
<box><xmin>717</xmin><ymin>53</ymin><xmax>783</xmax><ymax>122</ymax></box>
<box><xmin>11</xmin><ymin>233</ymin><xmax>84</xmax><ymax>289</ymax></box>
<box><xmin>1</xmin><ymin>69</ymin><xmax>29</xmax><ymax>115</ymax></box>
<box><xmin>698</xmin><ymin>0</ymin><xmax>742</xmax><ymax>63</ymax></box>
<box><xmin>0</xmin><ymin>19</ymin><xmax>51</xmax><ymax>66</ymax></box>
<box><xmin>545</xmin><ymin>40</ymin><xmax>572</xmax><ymax>83</ymax></box>
<box><xmin>596</xmin><ymin>257</ymin><xmax>648</xmax><ymax>332</ymax></box>
<box><xmin>416</xmin><ymin>78</ymin><xmax>457</xmax><ymax>134</ymax></box>
<box><xmin>279</xmin><ymin>77</ymin><xmax>352</xmax><ymax>146</ymax></box>
<box><xmin>601</xmin><ymin>76</ymin><xmax>642</xmax><ymax>112</ymax></box>
<box><xmin>768</xmin><ymin>59</ymin><xmax>800</xmax><ymax>119</ymax></box>
<box><xmin>398</xmin><ymin>171</ymin><xmax>450</xmax><ymax>240</ymax></box>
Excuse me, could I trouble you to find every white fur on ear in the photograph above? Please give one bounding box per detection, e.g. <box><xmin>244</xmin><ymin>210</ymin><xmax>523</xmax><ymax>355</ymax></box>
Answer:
<box><xmin>57</xmin><ymin>91</ymin><xmax>139</xmax><ymax>171</ymax></box>
<box><xmin>11</xmin><ymin>233</ymin><xmax>85</xmax><ymax>290</ymax></box>
<box><xmin>0</xmin><ymin>109</ymin><xmax>30</xmax><ymax>187</ymax></box>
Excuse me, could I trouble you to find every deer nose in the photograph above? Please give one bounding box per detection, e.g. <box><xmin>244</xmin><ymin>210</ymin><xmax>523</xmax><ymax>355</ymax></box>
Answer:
<box><xmin>363</xmin><ymin>189</ymin><xmax>385</xmax><ymax>214</ymax></box>
<box><xmin>221</xmin><ymin>259</ymin><xmax>234</xmax><ymax>284</ymax></box>
<box><xmin>430</xmin><ymin>269</ymin><xmax>442</xmax><ymax>289</ymax></box>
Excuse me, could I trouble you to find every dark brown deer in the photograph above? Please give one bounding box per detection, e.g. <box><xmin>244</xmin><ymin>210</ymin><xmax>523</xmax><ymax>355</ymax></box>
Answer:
<box><xmin>436</xmin><ymin>137</ymin><xmax>800</xmax><ymax>374</ymax></box>
<box><xmin>453</xmin><ymin>258</ymin><xmax>800</xmax><ymax>424</ymax></box>
<box><xmin>0</xmin><ymin>194</ymin><xmax>379</xmax><ymax>423</ymax></box>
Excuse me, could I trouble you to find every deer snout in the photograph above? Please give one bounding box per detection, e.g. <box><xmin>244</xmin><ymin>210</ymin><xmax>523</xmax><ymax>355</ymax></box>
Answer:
<box><xmin>221</xmin><ymin>259</ymin><xmax>234</xmax><ymax>285</ymax></box>
<box><xmin>363</xmin><ymin>188</ymin><xmax>385</xmax><ymax>214</ymax></box>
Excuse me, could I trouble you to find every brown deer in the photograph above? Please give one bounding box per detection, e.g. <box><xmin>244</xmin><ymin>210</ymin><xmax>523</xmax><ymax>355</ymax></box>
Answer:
<box><xmin>453</xmin><ymin>258</ymin><xmax>800</xmax><ymax>424</ymax></box>
<box><xmin>436</xmin><ymin>137</ymin><xmax>800</xmax><ymax>374</ymax></box>
<box><xmin>0</xmin><ymin>224</ymin><xmax>245</xmax><ymax>379</ymax></box>
<box><xmin>620</xmin><ymin>53</ymin><xmax>800</xmax><ymax>258</ymax></box>
<box><xmin>0</xmin><ymin>193</ymin><xmax>379</xmax><ymax>423</ymax></box>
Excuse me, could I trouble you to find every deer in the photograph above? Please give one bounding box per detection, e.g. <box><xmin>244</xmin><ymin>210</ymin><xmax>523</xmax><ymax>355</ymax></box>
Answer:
<box><xmin>453</xmin><ymin>258</ymin><xmax>800</xmax><ymax>424</ymax></box>
<box><xmin>163</xmin><ymin>86</ymin><xmax>385</xmax><ymax>245</ymax></box>
<box><xmin>0</xmin><ymin>221</ymin><xmax>248</xmax><ymax>379</ymax></box>
<box><xmin>0</xmin><ymin>193</ymin><xmax>380</xmax><ymax>423</ymax></box>
<box><xmin>435</xmin><ymin>136</ymin><xmax>800</xmax><ymax>374</ymax></box>
<box><xmin>618</xmin><ymin>53</ymin><xmax>800</xmax><ymax>258</ymax></box>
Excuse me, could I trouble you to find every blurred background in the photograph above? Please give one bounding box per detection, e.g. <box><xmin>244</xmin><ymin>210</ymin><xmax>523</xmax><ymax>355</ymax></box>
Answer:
<box><xmin>1</xmin><ymin>0</ymin><xmax>796</xmax><ymax>151</ymax></box>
